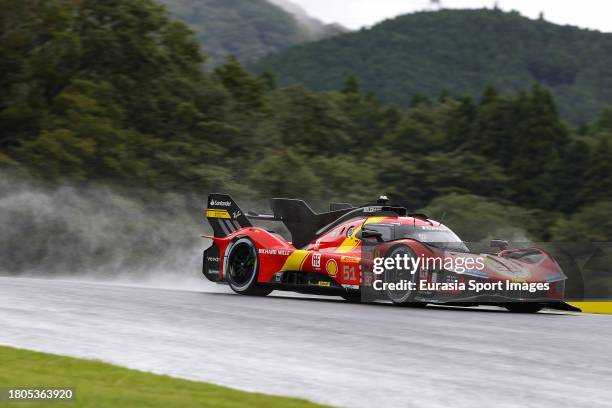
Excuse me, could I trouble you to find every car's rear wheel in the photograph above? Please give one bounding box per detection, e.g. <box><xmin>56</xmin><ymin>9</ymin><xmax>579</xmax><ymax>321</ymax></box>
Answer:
<box><xmin>226</xmin><ymin>238</ymin><xmax>272</xmax><ymax>296</ymax></box>
<box><xmin>504</xmin><ymin>303</ymin><xmax>543</xmax><ymax>313</ymax></box>
<box><xmin>384</xmin><ymin>245</ymin><xmax>425</xmax><ymax>307</ymax></box>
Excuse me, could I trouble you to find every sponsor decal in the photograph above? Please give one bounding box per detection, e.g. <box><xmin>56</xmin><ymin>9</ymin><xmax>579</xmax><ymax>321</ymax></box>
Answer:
<box><xmin>232</xmin><ymin>210</ymin><xmax>242</xmax><ymax>219</ymax></box>
<box><xmin>341</xmin><ymin>256</ymin><xmax>360</xmax><ymax>263</ymax></box>
<box><xmin>363</xmin><ymin>206</ymin><xmax>381</xmax><ymax>213</ymax></box>
<box><xmin>417</xmin><ymin>225</ymin><xmax>447</xmax><ymax>231</ymax></box>
<box><xmin>206</xmin><ymin>256</ymin><xmax>220</xmax><ymax>262</ymax></box>
<box><xmin>318</xmin><ymin>281</ymin><xmax>331</xmax><ymax>287</ymax></box>
<box><xmin>206</xmin><ymin>209</ymin><xmax>231</xmax><ymax>219</ymax></box>
<box><xmin>210</xmin><ymin>199</ymin><xmax>232</xmax><ymax>207</ymax></box>
<box><xmin>258</xmin><ymin>249</ymin><xmax>291</xmax><ymax>256</ymax></box>
<box><xmin>312</xmin><ymin>253</ymin><xmax>321</xmax><ymax>268</ymax></box>
<box><xmin>313</xmin><ymin>238</ymin><xmax>322</xmax><ymax>251</ymax></box>
<box><xmin>326</xmin><ymin>259</ymin><xmax>338</xmax><ymax>277</ymax></box>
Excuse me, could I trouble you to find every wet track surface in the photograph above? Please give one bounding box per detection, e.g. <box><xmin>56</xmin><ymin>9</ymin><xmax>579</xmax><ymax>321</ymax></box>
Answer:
<box><xmin>1</xmin><ymin>277</ymin><xmax>612</xmax><ymax>408</ymax></box>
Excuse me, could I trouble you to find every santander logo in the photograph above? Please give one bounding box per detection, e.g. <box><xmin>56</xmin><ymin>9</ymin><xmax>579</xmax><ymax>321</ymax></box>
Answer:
<box><xmin>210</xmin><ymin>199</ymin><xmax>231</xmax><ymax>207</ymax></box>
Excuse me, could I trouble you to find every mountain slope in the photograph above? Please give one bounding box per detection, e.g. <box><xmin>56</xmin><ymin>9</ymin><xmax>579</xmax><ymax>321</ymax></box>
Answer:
<box><xmin>158</xmin><ymin>0</ymin><xmax>345</xmax><ymax>65</ymax></box>
<box><xmin>267</xmin><ymin>0</ymin><xmax>347</xmax><ymax>40</ymax></box>
<box><xmin>251</xmin><ymin>9</ymin><xmax>612</xmax><ymax>123</ymax></box>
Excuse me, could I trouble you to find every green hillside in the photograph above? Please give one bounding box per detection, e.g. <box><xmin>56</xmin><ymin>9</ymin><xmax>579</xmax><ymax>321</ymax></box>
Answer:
<box><xmin>158</xmin><ymin>0</ymin><xmax>345</xmax><ymax>65</ymax></box>
<box><xmin>252</xmin><ymin>9</ymin><xmax>612</xmax><ymax>124</ymax></box>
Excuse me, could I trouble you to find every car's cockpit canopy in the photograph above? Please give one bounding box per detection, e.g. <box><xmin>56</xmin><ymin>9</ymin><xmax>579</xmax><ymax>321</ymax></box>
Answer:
<box><xmin>364</xmin><ymin>223</ymin><xmax>469</xmax><ymax>253</ymax></box>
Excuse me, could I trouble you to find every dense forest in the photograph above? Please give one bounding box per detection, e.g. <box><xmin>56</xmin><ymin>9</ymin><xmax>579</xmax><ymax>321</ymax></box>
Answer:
<box><xmin>2</xmin><ymin>0</ymin><xmax>611</xmax><ymax>245</ymax></box>
<box><xmin>252</xmin><ymin>8</ymin><xmax>612</xmax><ymax>124</ymax></box>
<box><xmin>158</xmin><ymin>0</ymin><xmax>345</xmax><ymax>65</ymax></box>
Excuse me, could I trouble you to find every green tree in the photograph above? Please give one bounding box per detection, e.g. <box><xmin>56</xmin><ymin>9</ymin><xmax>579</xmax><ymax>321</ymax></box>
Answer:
<box><xmin>555</xmin><ymin>140</ymin><xmax>590</xmax><ymax>213</ymax></box>
<box><xmin>595</xmin><ymin>106</ymin><xmax>612</xmax><ymax>132</ymax></box>
<box><xmin>551</xmin><ymin>201</ymin><xmax>612</xmax><ymax>241</ymax></box>
<box><xmin>214</xmin><ymin>57</ymin><xmax>268</xmax><ymax>111</ymax></box>
<box><xmin>265</xmin><ymin>86</ymin><xmax>351</xmax><ymax>154</ymax></box>
<box><xmin>579</xmin><ymin>135</ymin><xmax>612</xmax><ymax>204</ymax></box>
<box><xmin>247</xmin><ymin>149</ymin><xmax>323</xmax><ymax>200</ymax></box>
<box><xmin>422</xmin><ymin>194</ymin><xmax>536</xmax><ymax>242</ymax></box>
<box><xmin>341</xmin><ymin>76</ymin><xmax>360</xmax><ymax>95</ymax></box>
<box><xmin>508</xmin><ymin>85</ymin><xmax>570</xmax><ymax>209</ymax></box>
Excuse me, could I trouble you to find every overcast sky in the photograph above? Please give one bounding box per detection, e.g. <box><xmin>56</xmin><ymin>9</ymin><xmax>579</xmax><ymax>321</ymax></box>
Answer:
<box><xmin>289</xmin><ymin>0</ymin><xmax>612</xmax><ymax>32</ymax></box>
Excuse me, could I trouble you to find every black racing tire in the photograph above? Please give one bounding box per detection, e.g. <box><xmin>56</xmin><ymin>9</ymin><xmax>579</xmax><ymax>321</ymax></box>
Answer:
<box><xmin>383</xmin><ymin>245</ymin><xmax>424</xmax><ymax>307</ymax></box>
<box><xmin>226</xmin><ymin>237</ymin><xmax>272</xmax><ymax>296</ymax></box>
<box><xmin>504</xmin><ymin>303</ymin><xmax>543</xmax><ymax>313</ymax></box>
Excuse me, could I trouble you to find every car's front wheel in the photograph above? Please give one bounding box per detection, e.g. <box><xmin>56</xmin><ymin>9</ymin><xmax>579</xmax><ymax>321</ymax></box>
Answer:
<box><xmin>226</xmin><ymin>237</ymin><xmax>272</xmax><ymax>296</ymax></box>
<box><xmin>384</xmin><ymin>245</ymin><xmax>425</xmax><ymax>307</ymax></box>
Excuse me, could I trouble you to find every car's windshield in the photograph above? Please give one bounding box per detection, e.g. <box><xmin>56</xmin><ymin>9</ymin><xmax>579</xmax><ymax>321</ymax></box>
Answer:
<box><xmin>399</xmin><ymin>225</ymin><xmax>469</xmax><ymax>253</ymax></box>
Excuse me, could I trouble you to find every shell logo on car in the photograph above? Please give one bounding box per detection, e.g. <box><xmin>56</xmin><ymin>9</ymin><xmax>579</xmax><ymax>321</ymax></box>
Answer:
<box><xmin>326</xmin><ymin>259</ymin><xmax>338</xmax><ymax>277</ymax></box>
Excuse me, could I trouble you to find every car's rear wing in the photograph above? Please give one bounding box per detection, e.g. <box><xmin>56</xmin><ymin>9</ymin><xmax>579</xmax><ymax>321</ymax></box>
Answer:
<box><xmin>243</xmin><ymin>199</ymin><xmax>356</xmax><ymax>248</ymax></box>
<box><xmin>269</xmin><ymin>198</ymin><xmax>356</xmax><ymax>248</ymax></box>
<box><xmin>206</xmin><ymin>194</ymin><xmax>253</xmax><ymax>238</ymax></box>
<box><xmin>205</xmin><ymin>194</ymin><xmax>356</xmax><ymax>246</ymax></box>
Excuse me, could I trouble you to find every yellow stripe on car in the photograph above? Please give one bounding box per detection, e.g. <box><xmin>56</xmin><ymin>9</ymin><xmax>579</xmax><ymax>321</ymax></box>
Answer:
<box><xmin>206</xmin><ymin>209</ymin><xmax>231</xmax><ymax>219</ymax></box>
<box><xmin>335</xmin><ymin>216</ymin><xmax>387</xmax><ymax>253</ymax></box>
<box><xmin>280</xmin><ymin>250</ymin><xmax>310</xmax><ymax>271</ymax></box>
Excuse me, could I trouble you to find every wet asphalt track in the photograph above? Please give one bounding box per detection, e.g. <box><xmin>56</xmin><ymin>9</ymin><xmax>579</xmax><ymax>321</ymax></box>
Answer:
<box><xmin>1</xmin><ymin>276</ymin><xmax>612</xmax><ymax>408</ymax></box>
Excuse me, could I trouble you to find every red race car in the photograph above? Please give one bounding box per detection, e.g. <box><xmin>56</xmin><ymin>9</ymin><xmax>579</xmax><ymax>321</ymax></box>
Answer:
<box><xmin>202</xmin><ymin>194</ymin><xmax>579</xmax><ymax>313</ymax></box>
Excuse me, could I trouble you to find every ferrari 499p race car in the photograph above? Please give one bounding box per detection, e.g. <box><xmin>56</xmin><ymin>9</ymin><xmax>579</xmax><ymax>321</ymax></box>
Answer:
<box><xmin>202</xmin><ymin>194</ymin><xmax>579</xmax><ymax>313</ymax></box>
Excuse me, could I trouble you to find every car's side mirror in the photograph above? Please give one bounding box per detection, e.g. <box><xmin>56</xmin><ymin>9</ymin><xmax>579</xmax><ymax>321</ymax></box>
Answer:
<box><xmin>490</xmin><ymin>239</ymin><xmax>509</xmax><ymax>250</ymax></box>
<box><xmin>357</xmin><ymin>228</ymin><xmax>383</xmax><ymax>242</ymax></box>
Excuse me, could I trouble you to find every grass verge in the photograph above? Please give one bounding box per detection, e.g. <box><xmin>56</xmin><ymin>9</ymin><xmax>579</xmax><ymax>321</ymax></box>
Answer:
<box><xmin>0</xmin><ymin>345</ymin><xmax>329</xmax><ymax>407</ymax></box>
